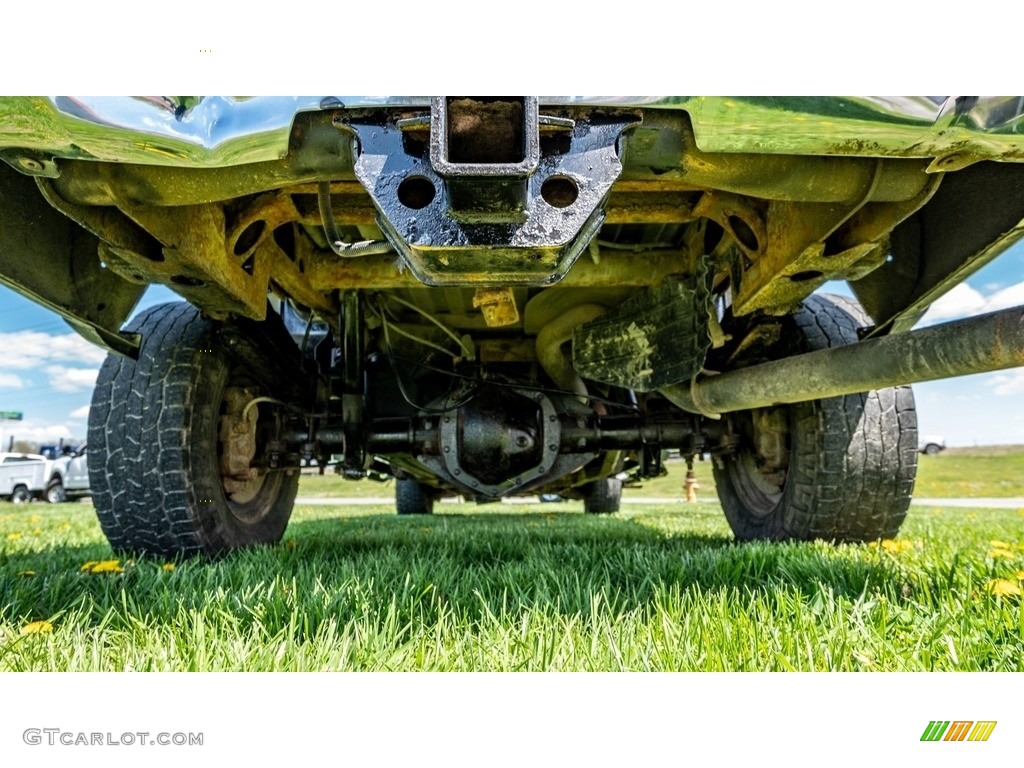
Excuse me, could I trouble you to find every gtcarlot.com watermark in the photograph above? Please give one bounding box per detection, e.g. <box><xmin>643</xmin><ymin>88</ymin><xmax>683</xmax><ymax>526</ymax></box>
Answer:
<box><xmin>23</xmin><ymin>729</ymin><xmax>203</xmax><ymax>747</ymax></box>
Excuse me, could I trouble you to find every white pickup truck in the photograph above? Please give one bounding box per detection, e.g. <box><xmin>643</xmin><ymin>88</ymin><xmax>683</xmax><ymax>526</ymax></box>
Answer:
<box><xmin>0</xmin><ymin>453</ymin><xmax>49</xmax><ymax>503</ymax></box>
<box><xmin>43</xmin><ymin>443</ymin><xmax>90</xmax><ymax>503</ymax></box>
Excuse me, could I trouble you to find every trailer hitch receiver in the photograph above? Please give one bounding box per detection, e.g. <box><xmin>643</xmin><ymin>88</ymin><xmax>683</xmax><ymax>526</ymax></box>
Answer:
<box><xmin>339</xmin><ymin>98</ymin><xmax>637</xmax><ymax>286</ymax></box>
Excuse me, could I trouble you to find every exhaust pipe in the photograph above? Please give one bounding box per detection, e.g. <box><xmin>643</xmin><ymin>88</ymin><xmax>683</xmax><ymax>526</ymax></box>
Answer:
<box><xmin>660</xmin><ymin>305</ymin><xmax>1024</xmax><ymax>416</ymax></box>
<box><xmin>536</xmin><ymin>303</ymin><xmax>607</xmax><ymax>401</ymax></box>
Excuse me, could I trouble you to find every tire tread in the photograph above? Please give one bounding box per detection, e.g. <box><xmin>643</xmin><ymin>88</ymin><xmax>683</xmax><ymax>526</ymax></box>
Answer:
<box><xmin>715</xmin><ymin>294</ymin><xmax>918</xmax><ymax>542</ymax></box>
<box><xmin>88</xmin><ymin>302</ymin><xmax>297</xmax><ymax>557</ymax></box>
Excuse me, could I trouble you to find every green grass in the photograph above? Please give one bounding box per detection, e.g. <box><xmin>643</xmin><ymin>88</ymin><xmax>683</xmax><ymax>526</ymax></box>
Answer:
<box><xmin>913</xmin><ymin>449</ymin><xmax>1024</xmax><ymax>498</ymax></box>
<box><xmin>295</xmin><ymin>457</ymin><xmax>716</xmax><ymax>500</ymax></box>
<box><xmin>297</xmin><ymin>445</ymin><xmax>1024</xmax><ymax>501</ymax></box>
<box><xmin>1</xmin><ymin>498</ymin><xmax>1022</xmax><ymax>671</ymax></box>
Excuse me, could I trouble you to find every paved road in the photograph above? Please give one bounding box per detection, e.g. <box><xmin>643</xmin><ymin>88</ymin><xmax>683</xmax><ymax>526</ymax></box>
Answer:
<box><xmin>295</xmin><ymin>496</ymin><xmax>1024</xmax><ymax>509</ymax></box>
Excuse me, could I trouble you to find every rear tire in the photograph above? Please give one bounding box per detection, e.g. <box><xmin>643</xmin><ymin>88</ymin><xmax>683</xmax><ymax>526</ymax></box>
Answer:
<box><xmin>582</xmin><ymin>477</ymin><xmax>622</xmax><ymax>515</ymax></box>
<box><xmin>713</xmin><ymin>294</ymin><xmax>918</xmax><ymax>542</ymax></box>
<box><xmin>88</xmin><ymin>302</ymin><xmax>300</xmax><ymax>557</ymax></box>
<box><xmin>46</xmin><ymin>479</ymin><xmax>67</xmax><ymax>504</ymax></box>
<box><xmin>396</xmin><ymin>479</ymin><xmax>435</xmax><ymax>515</ymax></box>
<box><xmin>11</xmin><ymin>484</ymin><xmax>31</xmax><ymax>504</ymax></box>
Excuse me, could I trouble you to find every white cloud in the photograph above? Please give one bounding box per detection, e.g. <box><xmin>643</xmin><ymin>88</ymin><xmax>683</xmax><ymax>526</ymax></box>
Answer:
<box><xmin>0</xmin><ymin>421</ymin><xmax>75</xmax><ymax>446</ymax></box>
<box><xmin>918</xmin><ymin>279</ymin><xmax>1024</xmax><ymax>327</ymax></box>
<box><xmin>0</xmin><ymin>373</ymin><xmax>26</xmax><ymax>389</ymax></box>
<box><xmin>916</xmin><ymin>283</ymin><xmax>986</xmax><ymax>325</ymax></box>
<box><xmin>983</xmin><ymin>281</ymin><xmax>1024</xmax><ymax>313</ymax></box>
<box><xmin>986</xmin><ymin>368</ymin><xmax>1024</xmax><ymax>396</ymax></box>
<box><xmin>0</xmin><ymin>330</ymin><xmax>107</xmax><ymax>370</ymax></box>
<box><xmin>44</xmin><ymin>365</ymin><xmax>100</xmax><ymax>393</ymax></box>
<box><xmin>69</xmin><ymin>405</ymin><xmax>91</xmax><ymax>420</ymax></box>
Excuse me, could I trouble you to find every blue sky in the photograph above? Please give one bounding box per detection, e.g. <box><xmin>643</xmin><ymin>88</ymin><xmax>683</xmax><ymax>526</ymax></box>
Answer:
<box><xmin>1</xmin><ymin>242</ymin><xmax>1023</xmax><ymax>448</ymax></box>
<box><xmin>0</xmin><ymin>283</ymin><xmax>177</xmax><ymax>449</ymax></box>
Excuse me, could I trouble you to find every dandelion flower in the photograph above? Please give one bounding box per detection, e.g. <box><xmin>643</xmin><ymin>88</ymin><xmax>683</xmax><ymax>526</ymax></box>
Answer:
<box><xmin>80</xmin><ymin>561</ymin><xmax>98</xmax><ymax>572</ymax></box>
<box><xmin>6</xmin><ymin>532</ymin><xmax>22</xmax><ymax>541</ymax></box>
<box><xmin>1013</xmin><ymin>570</ymin><xmax>1024</xmax><ymax>581</ymax></box>
<box><xmin>985</xmin><ymin>579</ymin><xmax>1022</xmax><ymax>597</ymax></box>
<box><xmin>987</xmin><ymin>548</ymin><xmax>1016</xmax><ymax>559</ymax></box>
<box><xmin>878</xmin><ymin>539</ymin><xmax>912</xmax><ymax>555</ymax></box>
<box><xmin>161</xmin><ymin>563</ymin><xmax>176</xmax><ymax>572</ymax></box>
<box><xmin>17</xmin><ymin>570</ymin><xmax>35</xmax><ymax>577</ymax></box>
<box><xmin>20</xmin><ymin>620</ymin><xmax>53</xmax><ymax>635</ymax></box>
<box><xmin>84</xmin><ymin>560</ymin><xmax>124</xmax><ymax>574</ymax></box>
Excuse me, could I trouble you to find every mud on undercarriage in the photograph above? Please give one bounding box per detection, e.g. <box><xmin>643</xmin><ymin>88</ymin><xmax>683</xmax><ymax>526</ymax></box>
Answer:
<box><xmin>3</xmin><ymin>96</ymin><xmax>1024</xmax><ymax>557</ymax></box>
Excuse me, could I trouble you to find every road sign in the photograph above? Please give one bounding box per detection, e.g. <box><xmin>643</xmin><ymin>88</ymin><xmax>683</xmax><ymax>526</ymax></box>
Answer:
<box><xmin>0</xmin><ymin>410</ymin><xmax>23</xmax><ymax>421</ymax></box>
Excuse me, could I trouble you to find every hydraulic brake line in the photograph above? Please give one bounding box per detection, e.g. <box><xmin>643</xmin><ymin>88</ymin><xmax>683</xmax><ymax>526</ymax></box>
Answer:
<box><xmin>318</xmin><ymin>181</ymin><xmax>394</xmax><ymax>257</ymax></box>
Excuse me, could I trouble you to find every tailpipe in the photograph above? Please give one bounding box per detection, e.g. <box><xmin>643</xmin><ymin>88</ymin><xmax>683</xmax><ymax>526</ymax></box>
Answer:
<box><xmin>661</xmin><ymin>305</ymin><xmax>1024</xmax><ymax>416</ymax></box>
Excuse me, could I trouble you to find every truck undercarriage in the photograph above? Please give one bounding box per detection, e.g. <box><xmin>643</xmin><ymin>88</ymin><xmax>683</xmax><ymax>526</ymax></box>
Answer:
<box><xmin>2</xmin><ymin>96</ymin><xmax>1023</xmax><ymax>556</ymax></box>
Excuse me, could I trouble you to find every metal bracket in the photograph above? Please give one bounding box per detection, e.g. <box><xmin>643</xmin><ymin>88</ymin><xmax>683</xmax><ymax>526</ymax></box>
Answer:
<box><xmin>338</xmin><ymin>101</ymin><xmax>638</xmax><ymax>286</ymax></box>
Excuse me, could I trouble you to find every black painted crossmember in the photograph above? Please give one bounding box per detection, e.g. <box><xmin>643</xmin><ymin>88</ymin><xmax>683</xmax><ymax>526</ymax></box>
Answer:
<box><xmin>338</xmin><ymin>99</ymin><xmax>638</xmax><ymax>286</ymax></box>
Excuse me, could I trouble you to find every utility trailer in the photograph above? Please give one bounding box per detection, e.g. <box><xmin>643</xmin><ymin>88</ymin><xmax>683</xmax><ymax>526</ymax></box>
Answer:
<box><xmin>1</xmin><ymin>96</ymin><xmax>1023</xmax><ymax>556</ymax></box>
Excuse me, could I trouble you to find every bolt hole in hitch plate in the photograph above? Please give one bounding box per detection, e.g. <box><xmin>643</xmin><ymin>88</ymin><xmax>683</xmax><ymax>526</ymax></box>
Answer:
<box><xmin>337</xmin><ymin>98</ymin><xmax>638</xmax><ymax>286</ymax></box>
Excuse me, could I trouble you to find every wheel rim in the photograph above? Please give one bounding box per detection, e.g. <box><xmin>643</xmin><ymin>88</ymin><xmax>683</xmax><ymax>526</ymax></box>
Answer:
<box><xmin>217</xmin><ymin>383</ymin><xmax>285</xmax><ymax>524</ymax></box>
<box><xmin>47</xmin><ymin>484</ymin><xmax>65</xmax><ymax>503</ymax></box>
<box><xmin>725</xmin><ymin>408</ymin><xmax>789</xmax><ymax>518</ymax></box>
<box><xmin>727</xmin><ymin>451</ymin><xmax>784</xmax><ymax>516</ymax></box>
